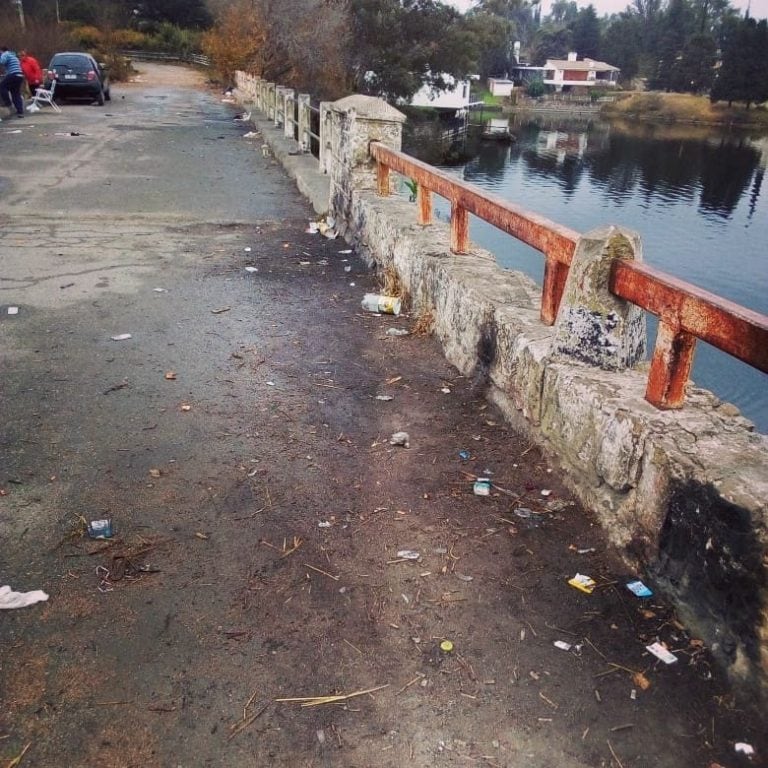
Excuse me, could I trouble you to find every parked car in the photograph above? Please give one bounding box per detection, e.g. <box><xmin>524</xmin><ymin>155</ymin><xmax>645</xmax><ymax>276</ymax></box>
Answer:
<box><xmin>45</xmin><ymin>52</ymin><xmax>110</xmax><ymax>105</ymax></box>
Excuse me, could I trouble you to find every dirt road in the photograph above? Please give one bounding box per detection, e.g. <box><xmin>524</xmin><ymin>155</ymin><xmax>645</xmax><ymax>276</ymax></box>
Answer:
<box><xmin>0</xmin><ymin>64</ymin><xmax>763</xmax><ymax>768</ymax></box>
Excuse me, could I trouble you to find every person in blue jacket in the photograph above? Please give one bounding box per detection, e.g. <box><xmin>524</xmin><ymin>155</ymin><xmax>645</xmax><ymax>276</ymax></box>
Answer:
<box><xmin>0</xmin><ymin>46</ymin><xmax>25</xmax><ymax>118</ymax></box>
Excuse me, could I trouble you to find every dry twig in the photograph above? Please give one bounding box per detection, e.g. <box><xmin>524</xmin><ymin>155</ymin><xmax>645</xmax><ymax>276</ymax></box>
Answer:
<box><xmin>276</xmin><ymin>684</ymin><xmax>389</xmax><ymax>708</ymax></box>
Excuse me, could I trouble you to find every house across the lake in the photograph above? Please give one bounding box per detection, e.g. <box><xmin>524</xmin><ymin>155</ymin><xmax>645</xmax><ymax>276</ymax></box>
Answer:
<box><xmin>409</xmin><ymin>75</ymin><xmax>475</xmax><ymax>110</ymax></box>
<box><xmin>513</xmin><ymin>52</ymin><xmax>620</xmax><ymax>93</ymax></box>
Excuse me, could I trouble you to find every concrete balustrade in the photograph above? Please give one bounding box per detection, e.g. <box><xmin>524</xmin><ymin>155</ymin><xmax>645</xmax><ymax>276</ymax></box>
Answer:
<box><xmin>232</xmin><ymin>72</ymin><xmax>768</xmax><ymax>706</ymax></box>
<box><xmin>298</xmin><ymin>94</ymin><xmax>311</xmax><ymax>152</ymax></box>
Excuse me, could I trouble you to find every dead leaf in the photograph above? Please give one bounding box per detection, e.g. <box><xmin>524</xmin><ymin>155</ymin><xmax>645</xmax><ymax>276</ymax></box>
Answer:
<box><xmin>632</xmin><ymin>672</ymin><xmax>651</xmax><ymax>691</ymax></box>
<box><xmin>164</xmin><ymin>371</ymin><xmax>177</xmax><ymax>380</ymax></box>
<box><xmin>640</xmin><ymin>609</ymin><xmax>656</xmax><ymax>619</ymax></box>
<box><xmin>195</xmin><ymin>532</ymin><xmax>209</xmax><ymax>540</ymax></box>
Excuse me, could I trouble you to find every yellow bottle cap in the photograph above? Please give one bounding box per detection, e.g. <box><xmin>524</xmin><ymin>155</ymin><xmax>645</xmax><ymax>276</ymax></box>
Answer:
<box><xmin>440</xmin><ymin>640</ymin><xmax>454</xmax><ymax>653</ymax></box>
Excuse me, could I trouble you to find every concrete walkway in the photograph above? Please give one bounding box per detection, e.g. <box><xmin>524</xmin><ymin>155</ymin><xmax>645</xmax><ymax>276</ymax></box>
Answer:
<box><xmin>0</xmin><ymin>65</ymin><xmax>763</xmax><ymax>768</ymax></box>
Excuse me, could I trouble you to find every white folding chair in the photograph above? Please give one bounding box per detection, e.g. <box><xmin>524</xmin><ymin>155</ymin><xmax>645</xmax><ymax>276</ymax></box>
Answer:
<box><xmin>28</xmin><ymin>79</ymin><xmax>61</xmax><ymax>113</ymax></box>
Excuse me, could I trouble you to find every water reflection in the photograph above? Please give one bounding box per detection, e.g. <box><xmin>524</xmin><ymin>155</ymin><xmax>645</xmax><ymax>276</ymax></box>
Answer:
<box><xmin>412</xmin><ymin>117</ymin><xmax>767</xmax><ymax>431</ymax></box>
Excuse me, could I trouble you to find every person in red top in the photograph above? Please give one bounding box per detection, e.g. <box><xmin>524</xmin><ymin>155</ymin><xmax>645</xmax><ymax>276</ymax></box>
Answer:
<box><xmin>19</xmin><ymin>50</ymin><xmax>42</xmax><ymax>96</ymax></box>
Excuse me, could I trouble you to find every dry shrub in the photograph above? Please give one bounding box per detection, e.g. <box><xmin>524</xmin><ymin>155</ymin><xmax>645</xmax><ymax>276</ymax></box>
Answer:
<box><xmin>201</xmin><ymin>0</ymin><xmax>271</xmax><ymax>83</ymax></box>
<box><xmin>202</xmin><ymin>0</ymin><xmax>349</xmax><ymax>98</ymax></box>
<box><xmin>411</xmin><ymin>307</ymin><xmax>435</xmax><ymax>336</ymax></box>
<box><xmin>379</xmin><ymin>266</ymin><xmax>403</xmax><ymax>298</ymax></box>
<box><xmin>599</xmin><ymin>92</ymin><xmax>768</xmax><ymax>127</ymax></box>
<box><xmin>69</xmin><ymin>24</ymin><xmax>103</xmax><ymax>48</ymax></box>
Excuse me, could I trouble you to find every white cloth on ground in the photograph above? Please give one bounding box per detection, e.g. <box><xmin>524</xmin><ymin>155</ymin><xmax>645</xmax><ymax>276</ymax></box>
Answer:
<box><xmin>0</xmin><ymin>584</ymin><xmax>49</xmax><ymax>609</ymax></box>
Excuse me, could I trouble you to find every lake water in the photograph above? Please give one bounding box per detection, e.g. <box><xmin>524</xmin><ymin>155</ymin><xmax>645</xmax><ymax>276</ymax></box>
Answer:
<box><xmin>406</xmin><ymin>115</ymin><xmax>768</xmax><ymax>433</ymax></box>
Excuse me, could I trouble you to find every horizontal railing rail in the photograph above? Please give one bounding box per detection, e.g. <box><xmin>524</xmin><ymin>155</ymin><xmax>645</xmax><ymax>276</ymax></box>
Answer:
<box><xmin>371</xmin><ymin>142</ymin><xmax>579</xmax><ymax>328</ymax></box>
<box><xmin>370</xmin><ymin>141</ymin><xmax>768</xmax><ymax>410</ymax></box>
<box><xmin>118</xmin><ymin>50</ymin><xmax>210</xmax><ymax>67</ymax></box>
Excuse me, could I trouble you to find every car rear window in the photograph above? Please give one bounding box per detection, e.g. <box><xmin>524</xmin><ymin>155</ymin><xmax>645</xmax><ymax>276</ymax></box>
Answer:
<box><xmin>51</xmin><ymin>55</ymin><xmax>92</xmax><ymax>69</ymax></box>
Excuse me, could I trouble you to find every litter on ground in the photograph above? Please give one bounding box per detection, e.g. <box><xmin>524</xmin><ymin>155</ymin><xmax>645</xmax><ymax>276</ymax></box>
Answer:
<box><xmin>646</xmin><ymin>642</ymin><xmax>678</xmax><ymax>665</ymax></box>
<box><xmin>568</xmin><ymin>574</ymin><xmax>596</xmax><ymax>594</ymax></box>
<box><xmin>390</xmin><ymin>431</ymin><xmax>410</xmax><ymax>448</ymax></box>
<box><xmin>0</xmin><ymin>585</ymin><xmax>49</xmax><ymax>610</ymax></box>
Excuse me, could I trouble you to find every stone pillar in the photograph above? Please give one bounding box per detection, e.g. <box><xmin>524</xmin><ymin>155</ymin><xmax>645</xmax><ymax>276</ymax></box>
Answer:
<box><xmin>326</xmin><ymin>95</ymin><xmax>406</xmax><ymax>234</ymax></box>
<box><xmin>283</xmin><ymin>88</ymin><xmax>295</xmax><ymax>139</ymax></box>
<box><xmin>319</xmin><ymin>102</ymin><xmax>332</xmax><ymax>174</ymax></box>
<box><xmin>274</xmin><ymin>86</ymin><xmax>285</xmax><ymax>126</ymax></box>
<box><xmin>256</xmin><ymin>79</ymin><xmax>265</xmax><ymax>111</ymax></box>
<box><xmin>553</xmin><ymin>226</ymin><xmax>646</xmax><ymax>370</ymax></box>
<box><xmin>266</xmin><ymin>83</ymin><xmax>276</xmax><ymax>120</ymax></box>
<box><xmin>298</xmin><ymin>94</ymin><xmax>311</xmax><ymax>152</ymax></box>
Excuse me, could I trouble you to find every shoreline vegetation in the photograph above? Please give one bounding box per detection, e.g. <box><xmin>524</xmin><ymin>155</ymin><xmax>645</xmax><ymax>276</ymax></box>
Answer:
<box><xmin>505</xmin><ymin>93</ymin><xmax>768</xmax><ymax>130</ymax></box>
<box><xmin>599</xmin><ymin>92</ymin><xmax>768</xmax><ymax>130</ymax></box>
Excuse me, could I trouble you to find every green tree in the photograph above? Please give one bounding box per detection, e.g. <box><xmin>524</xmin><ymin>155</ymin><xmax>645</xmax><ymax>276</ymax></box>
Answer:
<box><xmin>601</xmin><ymin>12</ymin><xmax>643</xmax><ymax>81</ymax></box>
<box><xmin>549</xmin><ymin>0</ymin><xmax>578</xmax><ymax>25</ymax></box>
<box><xmin>526</xmin><ymin>77</ymin><xmax>545</xmax><ymax>96</ymax></box>
<box><xmin>710</xmin><ymin>16</ymin><xmax>768</xmax><ymax>107</ymax></box>
<box><xmin>474</xmin><ymin>0</ymin><xmax>541</xmax><ymax>51</ymax></box>
<box><xmin>632</xmin><ymin>0</ymin><xmax>663</xmax><ymax>76</ymax></box>
<box><xmin>346</xmin><ymin>0</ymin><xmax>477</xmax><ymax>101</ymax></box>
<box><xmin>674</xmin><ymin>32</ymin><xmax>716</xmax><ymax>92</ymax></box>
<box><xmin>528</xmin><ymin>23</ymin><xmax>572</xmax><ymax>65</ymax></box>
<box><xmin>652</xmin><ymin>0</ymin><xmax>694</xmax><ymax>90</ymax></box>
<box><xmin>464</xmin><ymin>9</ymin><xmax>514</xmax><ymax>77</ymax></box>
<box><xmin>570</xmin><ymin>4</ymin><xmax>601</xmax><ymax>59</ymax></box>
<box><xmin>135</xmin><ymin>0</ymin><xmax>212</xmax><ymax>29</ymax></box>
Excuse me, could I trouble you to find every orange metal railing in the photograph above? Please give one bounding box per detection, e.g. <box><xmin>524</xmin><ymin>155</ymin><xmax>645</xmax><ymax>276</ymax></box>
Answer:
<box><xmin>370</xmin><ymin>142</ymin><xmax>768</xmax><ymax>410</ymax></box>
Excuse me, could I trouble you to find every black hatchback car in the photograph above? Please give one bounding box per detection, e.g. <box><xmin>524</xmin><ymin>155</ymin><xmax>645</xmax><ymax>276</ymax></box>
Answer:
<box><xmin>45</xmin><ymin>52</ymin><xmax>111</xmax><ymax>105</ymax></box>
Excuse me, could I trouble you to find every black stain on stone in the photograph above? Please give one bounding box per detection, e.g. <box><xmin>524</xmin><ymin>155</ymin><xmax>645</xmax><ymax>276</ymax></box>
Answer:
<box><xmin>653</xmin><ymin>481</ymin><xmax>765</xmax><ymax>674</ymax></box>
<box><xmin>471</xmin><ymin>316</ymin><xmax>497</xmax><ymax>392</ymax></box>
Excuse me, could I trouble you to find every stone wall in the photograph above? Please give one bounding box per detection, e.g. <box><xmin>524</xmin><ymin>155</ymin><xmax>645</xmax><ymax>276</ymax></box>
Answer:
<box><xmin>234</xmin><ymin>77</ymin><xmax>768</xmax><ymax>704</ymax></box>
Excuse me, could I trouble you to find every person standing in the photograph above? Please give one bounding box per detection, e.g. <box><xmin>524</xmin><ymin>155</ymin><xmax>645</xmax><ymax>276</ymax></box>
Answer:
<box><xmin>20</xmin><ymin>49</ymin><xmax>43</xmax><ymax>96</ymax></box>
<box><xmin>0</xmin><ymin>46</ymin><xmax>25</xmax><ymax>118</ymax></box>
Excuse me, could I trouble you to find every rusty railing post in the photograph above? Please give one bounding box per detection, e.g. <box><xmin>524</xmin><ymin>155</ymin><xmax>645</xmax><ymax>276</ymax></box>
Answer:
<box><xmin>541</xmin><ymin>252</ymin><xmax>570</xmax><ymax>326</ymax></box>
<box><xmin>377</xmin><ymin>161</ymin><xmax>391</xmax><ymax>196</ymax></box>
<box><xmin>645</xmin><ymin>322</ymin><xmax>696</xmax><ymax>408</ymax></box>
<box><xmin>417</xmin><ymin>186</ymin><xmax>432</xmax><ymax>225</ymax></box>
<box><xmin>451</xmin><ymin>203</ymin><xmax>469</xmax><ymax>253</ymax></box>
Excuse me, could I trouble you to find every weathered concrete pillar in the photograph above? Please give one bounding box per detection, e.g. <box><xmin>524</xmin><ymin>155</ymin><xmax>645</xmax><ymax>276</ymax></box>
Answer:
<box><xmin>256</xmin><ymin>78</ymin><xmax>264</xmax><ymax>111</ymax></box>
<box><xmin>318</xmin><ymin>102</ymin><xmax>332</xmax><ymax>175</ymax></box>
<box><xmin>298</xmin><ymin>94</ymin><xmax>311</xmax><ymax>152</ymax></box>
<box><xmin>553</xmin><ymin>226</ymin><xmax>646</xmax><ymax>370</ymax></box>
<box><xmin>282</xmin><ymin>88</ymin><xmax>295</xmax><ymax>139</ymax></box>
<box><xmin>274</xmin><ymin>86</ymin><xmax>286</xmax><ymax>126</ymax></box>
<box><xmin>326</xmin><ymin>95</ymin><xmax>406</xmax><ymax>234</ymax></box>
<box><xmin>266</xmin><ymin>83</ymin><xmax>276</xmax><ymax>120</ymax></box>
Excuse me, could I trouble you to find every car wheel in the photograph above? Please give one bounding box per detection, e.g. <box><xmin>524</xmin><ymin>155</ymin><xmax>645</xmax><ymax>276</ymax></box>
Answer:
<box><xmin>104</xmin><ymin>87</ymin><xmax>111</xmax><ymax>102</ymax></box>
<box><xmin>96</xmin><ymin>86</ymin><xmax>105</xmax><ymax>106</ymax></box>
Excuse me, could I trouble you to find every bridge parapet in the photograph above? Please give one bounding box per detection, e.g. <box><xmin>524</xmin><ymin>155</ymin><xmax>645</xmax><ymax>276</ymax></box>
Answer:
<box><xmin>233</xmin><ymin>77</ymin><xmax>768</xmax><ymax>705</ymax></box>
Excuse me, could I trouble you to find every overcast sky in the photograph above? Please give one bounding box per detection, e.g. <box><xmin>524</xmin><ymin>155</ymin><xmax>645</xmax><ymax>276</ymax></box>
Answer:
<box><xmin>448</xmin><ymin>0</ymin><xmax>768</xmax><ymax>19</ymax></box>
